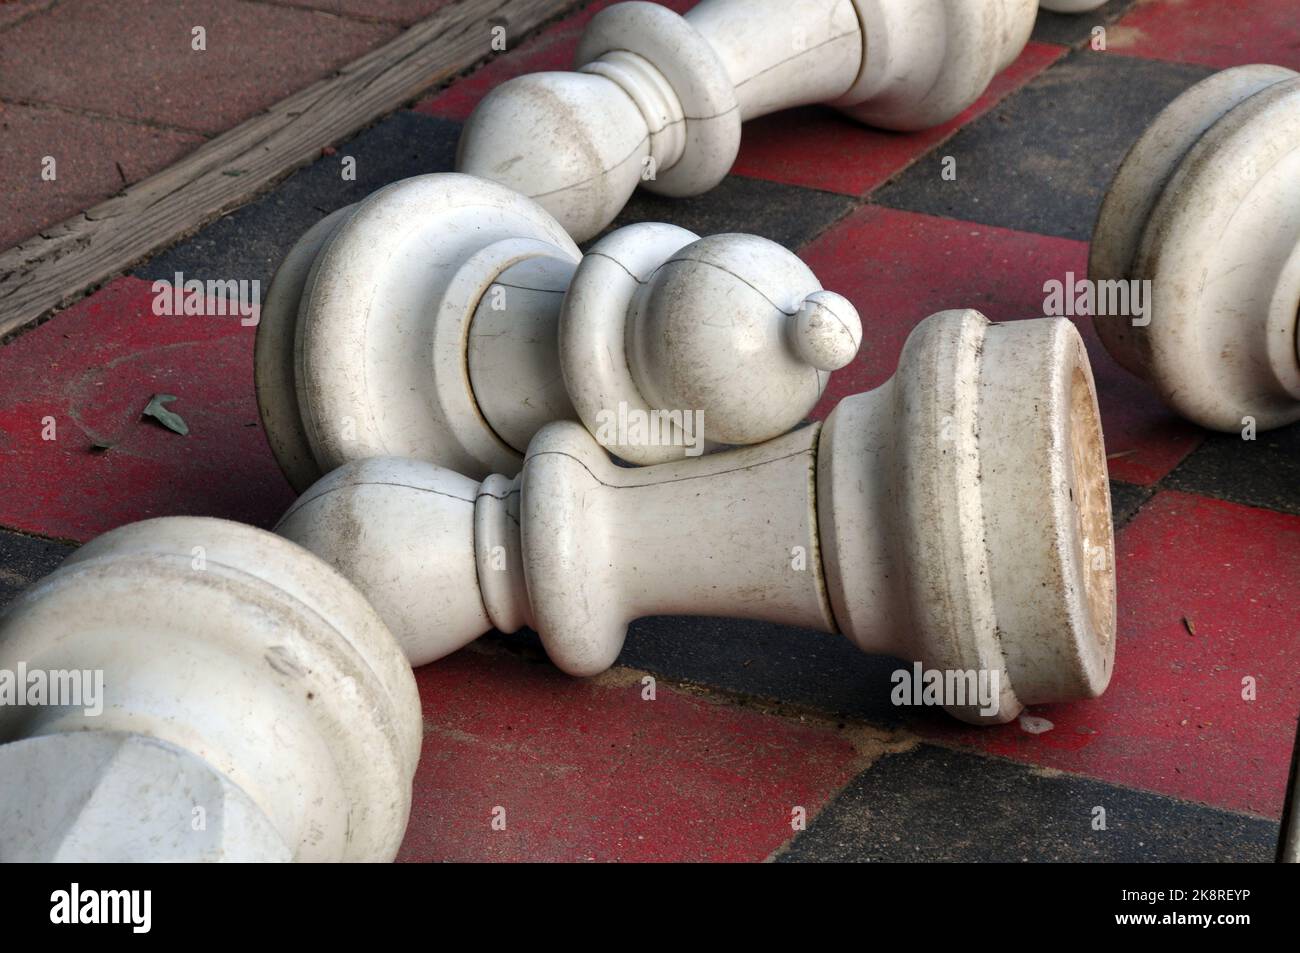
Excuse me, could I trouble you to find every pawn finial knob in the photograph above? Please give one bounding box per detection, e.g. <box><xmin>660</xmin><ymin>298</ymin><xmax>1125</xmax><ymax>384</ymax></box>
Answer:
<box><xmin>791</xmin><ymin>290</ymin><xmax>863</xmax><ymax>372</ymax></box>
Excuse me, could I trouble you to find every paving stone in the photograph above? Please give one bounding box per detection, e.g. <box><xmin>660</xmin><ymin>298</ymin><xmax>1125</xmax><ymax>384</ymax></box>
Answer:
<box><xmin>872</xmin><ymin>49</ymin><xmax>1215</xmax><ymax>240</ymax></box>
<box><xmin>1031</xmin><ymin>0</ymin><xmax>1138</xmax><ymax>48</ymax></box>
<box><xmin>491</xmin><ymin>619</ymin><xmax>910</xmax><ymax>728</ymax></box>
<box><xmin>1107</xmin><ymin>0</ymin><xmax>1300</xmax><ymax>70</ymax></box>
<box><xmin>0</xmin><ymin>101</ymin><xmax>203</xmax><ymax>249</ymax></box>
<box><xmin>779</xmin><ymin>744</ymin><xmax>1278</xmax><ymax>862</ymax></box>
<box><xmin>0</xmin><ymin>0</ymin><xmax>397</xmax><ymax>134</ymax></box>
<box><xmin>1109</xmin><ymin>479</ymin><xmax>1152</xmax><ymax>529</ymax></box>
<box><xmin>1164</xmin><ymin>423</ymin><xmax>1300</xmax><ymax>517</ymax></box>
<box><xmin>608</xmin><ymin>175</ymin><xmax>856</xmax><ymax>254</ymax></box>
<box><xmin>0</xmin><ymin>527</ymin><xmax>74</xmax><ymax>609</ymax></box>
<box><xmin>399</xmin><ymin>645</ymin><xmax>861</xmax><ymax>862</ymax></box>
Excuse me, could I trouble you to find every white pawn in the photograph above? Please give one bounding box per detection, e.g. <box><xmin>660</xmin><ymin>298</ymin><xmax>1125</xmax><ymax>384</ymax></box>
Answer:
<box><xmin>457</xmin><ymin>0</ymin><xmax>1111</xmax><ymax>241</ymax></box>
<box><xmin>256</xmin><ymin>173</ymin><xmax>861</xmax><ymax>490</ymax></box>
<box><xmin>0</xmin><ymin>518</ymin><xmax>421</xmax><ymax>862</ymax></box>
<box><xmin>278</xmin><ymin>309</ymin><xmax>1118</xmax><ymax>724</ymax></box>
<box><xmin>1091</xmin><ymin>64</ymin><xmax>1300</xmax><ymax>432</ymax></box>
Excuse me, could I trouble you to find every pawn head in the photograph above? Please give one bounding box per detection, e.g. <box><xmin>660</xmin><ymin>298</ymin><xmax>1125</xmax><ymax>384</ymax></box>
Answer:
<box><xmin>629</xmin><ymin>234</ymin><xmax>863</xmax><ymax>446</ymax></box>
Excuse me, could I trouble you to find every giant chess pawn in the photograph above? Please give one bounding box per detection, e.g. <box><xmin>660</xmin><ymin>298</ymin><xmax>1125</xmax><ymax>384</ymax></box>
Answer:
<box><xmin>456</xmin><ymin>0</ymin><xmax>1075</xmax><ymax>240</ymax></box>
<box><xmin>277</xmin><ymin>309</ymin><xmax>1118</xmax><ymax>724</ymax></box>
<box><xmin>0</xmin><ymin>518</ymin><xmax>421</xmax><ymax>862</ymax></box>
<box><xmin>1092</xmin><ymin>64</ymin><xmax>1300</xmax><ymax>432</ymax></box>
<box><xmin>256</xmin><ymin>173</ymin><xmax>861</xmax><ymax>490</ymax></box>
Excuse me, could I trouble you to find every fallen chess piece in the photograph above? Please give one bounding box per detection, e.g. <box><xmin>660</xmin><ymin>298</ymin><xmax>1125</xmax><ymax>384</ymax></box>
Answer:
<box><xmin>278</xmin><ymin>309</ymin><xmax>1117</xmax><ymax>724</ymax></box>
<box><xmin>0</xmin><ymin>518</ymin><xmax>421</xmax><ymax>862</ymax></box>
<box><xmin>1091</xmin><ymin>64</ymin><xmax>1300</xmax><ymax>433</ymax></box>
<box><xmin>256</xmin><ymin>172</ymin><xmax>862</xmax><ymax>490</ymax></box>
<box><xmin>457</xmin><ymin>0</ymin><xmax>1055</xmax><ymax>240</ymax></box>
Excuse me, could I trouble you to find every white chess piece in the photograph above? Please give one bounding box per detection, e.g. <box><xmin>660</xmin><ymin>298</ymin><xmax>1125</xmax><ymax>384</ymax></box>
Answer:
<box><xmin>1091</xmin><ymin>65</ymin><xmax>1300</xmax><ymax>432</ymax></box>
<box><xmin>457</xmin><ymin>0</ymin><xmax>1055</xmax><ymax>241</ymax></box>
<box><xmin>278</xmin><ymin>309</ymin><xmax>1117</xmax><ymax>724</ymax></box>
<box><xmin>256</xmin><ymin>173</ymin><xmax>862</xmax><ymax>491</ymax></box>
<box><xmin>0</xmin><ymin>518</ymin><xmax>421</xmax><ymax>862</ymax></box>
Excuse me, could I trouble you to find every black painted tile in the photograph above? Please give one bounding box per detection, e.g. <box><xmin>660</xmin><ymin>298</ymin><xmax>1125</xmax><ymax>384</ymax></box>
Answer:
<box><xmin>1032</xmin><ymin>0</ymin><xmax>1139</xmax><ymax>48</ymax></box>
<box><xmin>1110</xmin><ymin>479</ymin><xmax>1152</xmax><ymax>529</ymax></box>
<box><xmin>485</xmin><ymin>618</ymin><xmax>909</xmax><ymax>726</ymax></box>
<box><xmin>873</xmin><ymin>50</ymin><xmax>1214</xmax><ymax>240</ymax></box>
<box><xmin>623</xmin><ymin>617</ymin><xmax>908</xmax><ymax>724</ymax></box>
<box><xmin>135</xmin><ymin>111</ymin><xmax>462</xmax><ymax>299</ymax></box>
<box><xmin>607</xmin><ymin>175</ymin><xmax>857</xmax><ymax>253</ymax></box>
<box><xmin>0</xmin><ymin>528</ymin><xmax>74</xmax><ymax>610</ymax></box>
<box><xmin>1163</xmin><ymin>421</ymin><xmax>1300</xmax><ymax>516</ymax></box>
<box><xmin>780</xmin><ymin>744</ymin><xmax>1278</xmax><ymax>862</ymax></box>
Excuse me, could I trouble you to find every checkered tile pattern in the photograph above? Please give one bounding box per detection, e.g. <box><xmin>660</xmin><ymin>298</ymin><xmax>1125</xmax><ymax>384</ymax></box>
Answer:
<box><xmin>1</xmin><ymin>0</ymin><xmax>1297</xmax><ymax>861</ymax></box>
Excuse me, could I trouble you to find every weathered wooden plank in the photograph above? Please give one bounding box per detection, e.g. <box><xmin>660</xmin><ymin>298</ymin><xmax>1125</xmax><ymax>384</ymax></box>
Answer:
<box><xmin>0</xmin><ymin>0</ymin><xmax>579</xmax><ymax>339</ymax></box>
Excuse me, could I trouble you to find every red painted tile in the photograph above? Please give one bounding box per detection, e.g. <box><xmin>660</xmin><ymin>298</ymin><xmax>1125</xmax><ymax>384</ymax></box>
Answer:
<box><xmin>0</xmin><ymin>0</ymin><xmax>397</xmax><ymax>135</ymax></box>
<box><xmin>398</xmin><ymin>648</ymin><xmax>860</xmax><ymax>862</ymax></box>
<box><xmin>0</xmin><ymin>276</ymin><xmax>293</xmax><ymax>542</ymax></box>
<box><xmin>0</xmin><ymin>102</ymin><xmax>204</xmax><ymax>250</ymax></box>
<box><xmin>731</xmin><ymin>42</ymin><xmax>1066</xmax><ymax>196</ymax></box>
<box><xmin>1109</xmin><ymin>0</ymin><xmax>1300</xmax><ymax>71</ymax></box>
<box><xmin>924</xmin><ymin>491</ymin><xmax>1300</xmax><ymax>819</ymax></box>
<box><xmin>414</xmin><ymin>0</ymin><xmax>698</xmax><ymax>121</ymax></box>
<box><xmin>799</xmin><ymin>205</ymin><xmax>1202</xmax><ymax>485</ymax></box>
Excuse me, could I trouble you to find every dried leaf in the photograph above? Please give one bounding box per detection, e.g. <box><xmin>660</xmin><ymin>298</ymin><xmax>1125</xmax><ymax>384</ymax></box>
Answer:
<box><xmin>142</xmin><ymin>394</ymin><xmax>189</xmax><ymax>436</ymax></box>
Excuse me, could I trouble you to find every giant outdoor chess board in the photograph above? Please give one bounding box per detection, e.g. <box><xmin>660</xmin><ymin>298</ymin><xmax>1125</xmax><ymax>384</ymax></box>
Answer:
<box><xmin>0</xmin><ymin>0</ymin><xmax>1296</xmax><ymax>861</ymax></box>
